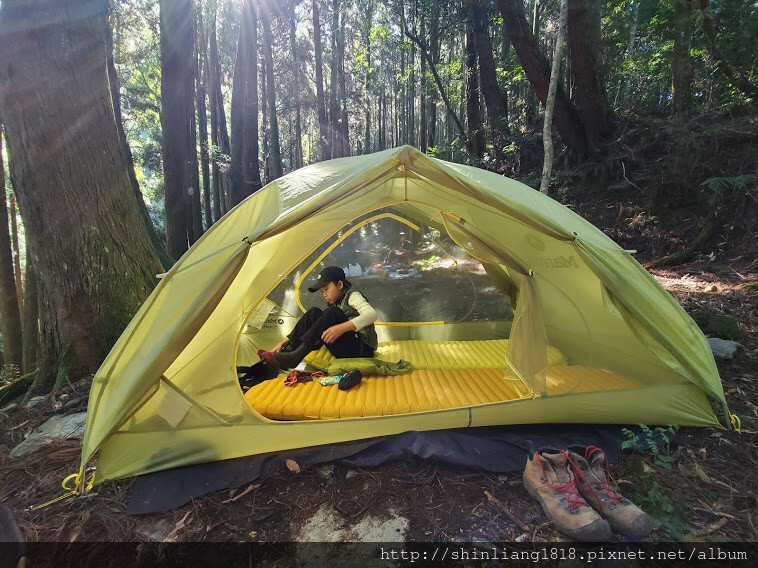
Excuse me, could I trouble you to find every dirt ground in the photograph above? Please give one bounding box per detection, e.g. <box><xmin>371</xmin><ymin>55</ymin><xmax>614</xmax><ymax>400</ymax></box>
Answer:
<box><xmin>0</xmin><ymin>194</ymin><xmax>756</xmax><ymax>551</ymax></box>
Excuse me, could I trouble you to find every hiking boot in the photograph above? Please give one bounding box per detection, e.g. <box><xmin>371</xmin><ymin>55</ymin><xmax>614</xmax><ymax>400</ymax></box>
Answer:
<box><xmin>567</xmin><ymin>446</ymin><xmax>655</xmax><ymax>539</ymax></box>
<box><xmin>523</xmin><ymin>450</ymin><xmax>612</xmax><ymax>541</ymax></box>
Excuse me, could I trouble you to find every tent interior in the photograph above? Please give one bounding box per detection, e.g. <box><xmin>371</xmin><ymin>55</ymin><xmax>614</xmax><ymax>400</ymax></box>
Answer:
<box><xmin>235</xmin><ymin>203</ymin><xmax>660</xmax><ymax>421</ymax></box>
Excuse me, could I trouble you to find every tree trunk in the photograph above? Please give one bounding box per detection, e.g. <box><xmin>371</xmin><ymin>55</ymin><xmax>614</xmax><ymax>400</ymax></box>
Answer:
<box><xmin>614</xmin><ymin>0</ymin><xmax>639</xmax><ymax>107</ymax></box>
<box><xmin>419</xmin><ymin>7</ymin><xmax>428</xmax><ymax>152</ymax></box>
<box><xmin>697</xmin><ymin>0</ymin><xmax>758</xmax><ymax>99</ymax></box>
<box><xmin>378</xmin><ymin>89</ymin><xmax>385</xmax><ymax>150</ymax></box>
<box><xmin>107</xmin><ymin>3</ymin><xmax>173</xmax><ymax>268</ymax></box>
<box><xmin>471</xmin><ymin>0</ymin><xmax>509</xmax><ymax>162</ymax></box>
<box><xmin>290</xmin><ymin>10</ymin><xmax>304</xmax><ymax>169</ymax></box>
<box><xmin>567</xmin><ymin>0</ymin><xmax>613</xmax><ymax>149</ymax></box>
<box><xmin>363</xmin><ymin>0</ymin><xmax>373</xmax><ymax>154</ymax></box>
<box><xmin>313</xmin><ymin>0</ymin><xmax>330</xmax><ymax>161</ymax></box>
<box><xmin>540</xmin><ymin>0</ymin><xmax>568</xmax><ymax>194</ymax></box>
<box><xmin>0</xmin><ymin>0</ymin><xmax>162</xmax><ymax>390</ymax></box>
<box><xmin>328</xmin><ymin>0</ymin><xmax>341</xmax><ymax>158</ymax></box>
<box><xmin>22</xmin><ymin>241</ymin><xmax>39</xmax><ymax>375</ymax></box>
<box><xmin>524</xmin><ymin>0</ymin><xmax>541</xmax><ymax>129</ymax></box>
<box><xmin>338</xmin><ymin>6</ymin><xmax>349</xmax><ymax>157</ymax></box>
<box><xmin>260</xmin><ymin>49</ymin><xmax>269</xmax><ymax>182</ymax></box>
<box><xmin>230</xmin><ymin>0</ymin><xmax>263</xmax><ymax>207</ymax></box>
<box><xmin>189</xmin><ymin>43</ymin><xmax>203</xmax><ymax>241</ymax></box>
<box><xmin>426</xmin><ymin>0</ymin><xmax>440</xmax><ymax>151</ymax></box>
<box><xmin>160</xmin><ymin>0</ymin><xmax>197</xmax><ymax>258</ymax></box>
<box><xmin>408</xmin><ymin>1</ymin><xmax>416</xmax><ymax>147</ymax></box>
<box><xmin>208</xmin><ymin>1</ymin><xmax>223</xmax><ymax>222</ymax></box>
<box><xmin>197</xmin><ymin>6</ymin><xmax>212</xmax><ymax>229</ymax></box>
<box><xmin>0</xmin><ymin>124</ymin><xmax>23</xmax><ymax>376</ymax></box>
<box><xmin>465</xmin><ymin>18</ymin><xmax>485</xmax><ymax>161</ymax></box>
<box><xmin>404</xmin><ymin>28</ymin><xmax>466</xmax><ymax>139</ymax></box>
<box><xmin>260</xmin><ymin>5</ymin><xmax>283</xmax><ymax>180</ymax></box>
<box><xmin>8</xmin><ymin>193</ymin><xmax>23</xmax><ymax>318</ymax></box>
<box><xmin>498</xmin><ymin>0</ymin><xmax>587</xmax><ymax>155</ymax></box>
<box><xmin>672</xmin><ymin>0</ymin><xmax>693</xmax><ymax>112</ymax></box>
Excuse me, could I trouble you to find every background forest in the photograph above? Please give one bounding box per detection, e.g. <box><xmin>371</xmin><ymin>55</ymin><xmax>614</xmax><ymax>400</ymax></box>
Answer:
<box><xmin>0</xmin><ymin>0</ymin><xmax>756</xmax><ymax>395</ymax></box>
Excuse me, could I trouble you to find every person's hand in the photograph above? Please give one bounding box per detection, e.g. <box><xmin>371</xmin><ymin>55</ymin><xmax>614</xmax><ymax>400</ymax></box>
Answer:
<box><xmin>272</xmin><ymin>338</ymin><xmax>289</xmax><ymax>353</ymax></box>
<box><xmin>321</xmin><ymin>322</ymin><xmax>350</xmax><ymax>344</ymax></box>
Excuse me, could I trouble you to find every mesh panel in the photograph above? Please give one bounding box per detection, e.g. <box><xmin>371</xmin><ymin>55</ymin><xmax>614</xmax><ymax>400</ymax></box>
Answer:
<box><xmin>261</xmin><ymin>208</ymin><xmax>513</xmax><ymax>327</ymax></box>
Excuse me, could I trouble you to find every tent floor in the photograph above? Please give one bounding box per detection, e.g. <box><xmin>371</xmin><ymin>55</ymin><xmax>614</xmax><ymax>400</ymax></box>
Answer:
<box><xmin>244</xmin><ymin>365</ymin><xmax>639</xmax><ymax>421</ymax></box>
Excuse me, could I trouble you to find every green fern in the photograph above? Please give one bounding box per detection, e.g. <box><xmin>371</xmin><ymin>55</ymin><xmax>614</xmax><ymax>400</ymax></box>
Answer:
<box><xmin>701</xmin><ymin>174</ymin><xmax>757</xmax><ymax>192</ymax></box>
<box><xmin>701</xmin><ymin>174</ymin><xmax>757</xmax><ymax>207</ymax></box>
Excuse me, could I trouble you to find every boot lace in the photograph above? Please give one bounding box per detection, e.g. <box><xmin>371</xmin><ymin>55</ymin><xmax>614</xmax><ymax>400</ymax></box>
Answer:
<box><xmin>535</xmin><ymin>452</ymin><xmax>586</xmax><ymax>510</ymax></box>
<box><xmin>584</xmin><ymin>445</ymin><xmax>623</xmax><ymax>505</ymax></box>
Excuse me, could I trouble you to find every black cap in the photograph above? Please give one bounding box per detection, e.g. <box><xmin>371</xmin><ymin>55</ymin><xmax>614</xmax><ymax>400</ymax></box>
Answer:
<box><xmin>307</xmin><ymin>266</ymin><xmax>347</xmax><ymax>292</ymax></box>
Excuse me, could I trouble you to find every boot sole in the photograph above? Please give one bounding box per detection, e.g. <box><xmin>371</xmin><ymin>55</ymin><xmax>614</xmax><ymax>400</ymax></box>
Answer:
<box><xmin>523</xmin><ymin>476</ymin><xmax>612</xmax><ymax>542</ymax></box>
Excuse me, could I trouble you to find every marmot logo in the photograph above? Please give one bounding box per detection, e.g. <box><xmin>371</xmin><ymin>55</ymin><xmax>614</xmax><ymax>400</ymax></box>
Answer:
<box><xmin>525</xmin><ymin>234</ymin><xmax>546</xmax><ymax>251</ymax></box>
<box><xmin>537</xmin><ymin>255</ymin><xmax>581</xmax><ymax>269</ymax></box>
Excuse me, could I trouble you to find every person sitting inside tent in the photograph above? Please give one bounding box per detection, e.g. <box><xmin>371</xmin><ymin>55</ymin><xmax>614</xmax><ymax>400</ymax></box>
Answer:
<box><xmin>247</xmin><ymin>266</ymin><xmax>378</xmax><ymax>381</ymax></box>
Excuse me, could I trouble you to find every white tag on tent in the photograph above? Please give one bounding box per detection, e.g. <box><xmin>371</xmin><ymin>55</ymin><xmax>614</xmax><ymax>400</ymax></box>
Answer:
<box><xmin>246</xmin><ymin>298</ymin><xmax>276</xmax><ymax>330</ymax></box>
<box><xmin>155</xmin><ymin>383</ymin><xmax>193</xmax><ymax>429</ymax></box>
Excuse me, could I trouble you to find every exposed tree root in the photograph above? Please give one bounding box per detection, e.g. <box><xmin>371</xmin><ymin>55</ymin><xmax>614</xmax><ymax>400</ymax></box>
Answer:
<box><xmin>0</xmin><ymin>372</ymin><xmax>36</xmax><ymax>405</ymax></box>
<box><xmin>647</xmin><ymin>206</ymin><xmax>727</xmax><ymax>269</ymax></box>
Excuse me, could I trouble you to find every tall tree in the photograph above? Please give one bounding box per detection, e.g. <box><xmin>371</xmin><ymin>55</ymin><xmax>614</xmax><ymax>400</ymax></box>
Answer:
<box><xmin>672</xmin><ymin>0</ymin><xmax>693</xmax><ymax>111</ymax></box>
<box><xmin>328</xmin><ymin>0</ymin><xmax>342</xmax><ymax>157</ymax></box>
<box><xmin>313</xmin><ymin>0</ymin><xmax>330</xmax><ymax>161</ymax></box>
<box><xmin>260</xmin><ymin>4</ymin><xmax>283</xmax><ymax>179</ymax></box>
<box><xmin>230</xmin><ymin>0</ymin><xmax>262</xmax><ymax>206</ymax></box>
<box><xmin>464</xmin><ymin>15</ymin><xmax>485</xmax><ymax>160</ymax></box>
<box><xmin>362</xmin><ymin>0</ymin><xmax>373</xmax><ymax>154</ymax></box>
<box><xmin>426</xmin><ymin>0</ymin><xmax>441</xmax><ymax>151</ymax></box>
<box><xmin>419</xmin><ymin>5</ymin><xmax>428</xmax><ymax>151</ymax></box>
<box><xmin>197</xmin><ymin>6</ymin><xmax>212</xmax><ymax>229</ymax></box>
<box><xmin>0</xmin><ymin>0</ymin><xmax>162</xmax><ymax>390</ymax></box>
<box><xmin>471</xmin><ymin>0</ymin><xmax>509</xmax><ymax>162</ymax></box>
<box><xmin>208</xmin><ymin>0</ymin><xmax>223</xmax><ymax>222</ymax></box>
<box><xmin>8</xmin><ymin>193</ymin><xmax>23</xmax><ymax>317</ymax></box>
<box><xmin>290</xmin><ymin>9</ymin><xmax>304</xmax><ymax>169</ymax></box>
<box><xmin>107</xmin><ymin>2</ymin><xmax>173</xmax><ymax>268</ymax></box>
<box><xmin>160</xmin><ymin>0</ymin><xmax>198</xmax><ymax>257</ymax></box>
<box><xmin>22</xmin><ymin>242</ymin><xmax>39</xmax><ymax>375</ymax></box>
<box><xmin>261</xmin><ymin>48</ymin><xmax>271</xmax><ymax>181</ymax></box>
<box><xmin>0</xmin><ymin>123</ymin><xmax>23</xmax><ymax>375</ymax></box>
<box><xmin>338</xmin><ymin>4</ymin><xmax>350</xmax><ymax>156</ymax></box>
<box><xmin>697</xmin><ymin>0</ymin><xmax>758</xmax><ymax>99</ymax></box>
<box><xmin>614</xmin><ymin>0</ymin><xmax>640</xmax><ymax>107</ymax></box>
<box><xmin>498</xmin><ymin>0</ymin><xmax>587</xmax><ymax>155</ymax></box>
<box><xmin>404</xmin><ymin>17</ymin><xmax>466</xmax><ymax>140</ymax></box>
<box><xmin>540</xmin><ymin>0</ymin><xmax>568</xmax><ymax>194</ymax></box>
<box><xmin>567</xmin><ymin>0</ymin><xmax>614</xmax><ymax>148</ymax></box>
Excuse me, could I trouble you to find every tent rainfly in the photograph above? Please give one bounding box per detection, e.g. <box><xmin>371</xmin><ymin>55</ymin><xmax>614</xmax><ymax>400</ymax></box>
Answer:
<box><xmin>77</xmin><ymin>146</ymin><xmax>729</xmax><ymax>486</ymax></box>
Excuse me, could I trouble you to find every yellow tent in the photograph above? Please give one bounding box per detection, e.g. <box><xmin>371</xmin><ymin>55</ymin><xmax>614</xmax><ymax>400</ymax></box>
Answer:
<box><xmin>79</xmin><ymin>146</ymin><xmax>728</xmax><ymax>485</ymax></box>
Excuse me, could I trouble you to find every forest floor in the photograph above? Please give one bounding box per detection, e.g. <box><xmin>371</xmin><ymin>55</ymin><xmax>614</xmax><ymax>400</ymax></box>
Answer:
<box><xmin>0</xmin><ymin>185</ymin><xmax>756</xmax><ymax>555</ymax></box>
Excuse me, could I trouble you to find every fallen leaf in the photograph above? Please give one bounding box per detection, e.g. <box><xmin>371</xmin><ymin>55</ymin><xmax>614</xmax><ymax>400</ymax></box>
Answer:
<box><xmin>285</xmin><ymin>459</ymin><xmax>301</xmax><ymax>473</ymax></box>
<box><xmin>693</xmin><ymin>462</ymin><xmax>712</xmax><ymax>484</ymax></box>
